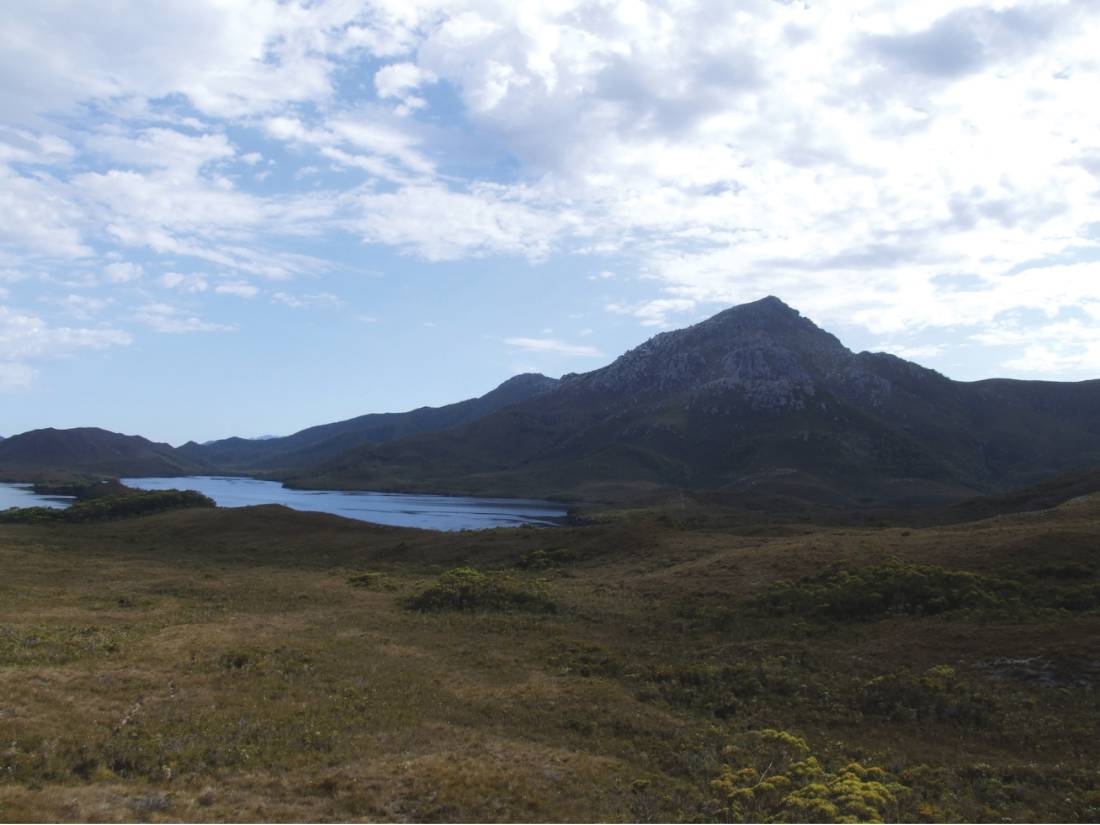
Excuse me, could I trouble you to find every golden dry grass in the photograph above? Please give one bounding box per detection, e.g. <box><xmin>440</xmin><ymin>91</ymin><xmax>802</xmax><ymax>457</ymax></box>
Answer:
<box><xmin>1</xmin><ymin>498</ymin><xmax>1098</xmax><ymax>821</ymax></box>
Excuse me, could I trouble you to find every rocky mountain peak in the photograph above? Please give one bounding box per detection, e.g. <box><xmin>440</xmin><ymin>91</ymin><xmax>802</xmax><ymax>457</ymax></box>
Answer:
<box><xmin>577</xmin><ymin>296</ymin><xmax>854</xmax><ymax>406</ymax></box>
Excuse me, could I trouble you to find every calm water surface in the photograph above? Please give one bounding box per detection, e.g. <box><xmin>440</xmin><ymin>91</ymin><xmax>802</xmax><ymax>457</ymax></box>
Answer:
<box><xmin>123</xmin><ymin>476</ymin><xmax>568</xmax><ymax>530</ymax></box>
<box><xmin>0</xmin><ymin>483</ymin><xmax>75</xmax><ymax>510</ymax></box>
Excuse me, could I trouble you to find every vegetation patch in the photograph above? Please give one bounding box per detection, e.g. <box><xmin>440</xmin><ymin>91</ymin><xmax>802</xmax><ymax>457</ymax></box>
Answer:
<box><xmin>0</xmin><ymin>624</ymin><xmax>132</xmax><ymax>666</ymax></box>
<box><xmin>857</xmin><ymin>665</ymin><xmax>996</xmax><ymax>728</ymax></box>
<box><xmin>515</xmin><ymin>546</ymin><xmax>578</xmax><ymax>570</ymax></box>
<box><xmin>709</xmin><ymin>729</ymin><xmax>909</xmax><ymax>823</ymax></box>
<box><xmin>551</xmin><ymin>643</ymin><xmax>622</xmax><ymax>679</ymax></box>
<box><xmin>1050</xmin><ymin>582</ymin><xmax>1100</xmax><ymax>612</ymax></box>
<box><xmin>1028</xmin><ymin>562</ymin><xmax>1094</xmax><ymax>581</ymax></box>
<box><xmin>756</xmin><ymin>563</ymin><xmax>1014</xmax><ymax>621</ymax></box>
<box><xmin>646</xmin><ymin>658</ymin><xmax>806</xmax><ymax>718</ymax></box>
<box><xmin>404</xmin><ymin>567</ymin><xmax>556</xmax><ymax>613</ymax></box>
<box><xmin>346</xmin><ymin>570</ymin><xmax>396</xmax><ymax>590</ymax></box>
<box><xmin>0</xmin><ymin>490</ymin><xmax>214</xmax><ymax>524</ymax></box>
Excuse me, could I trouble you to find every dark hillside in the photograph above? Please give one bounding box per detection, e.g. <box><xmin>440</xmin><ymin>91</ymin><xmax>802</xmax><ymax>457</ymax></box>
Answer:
<box><xmin>0</xmin><ymin>427</ymin><xmax>203</xmax><ymax>480</ymax></box>
<box><xmin>288</xmin><ymin>298</ymin><xmax>1100</xmax><ymax>504</ymax></box>
<box><xmin>179</xmin><ymin>372</ymin><xmax>559</xmax><ymax>472</ymax></box>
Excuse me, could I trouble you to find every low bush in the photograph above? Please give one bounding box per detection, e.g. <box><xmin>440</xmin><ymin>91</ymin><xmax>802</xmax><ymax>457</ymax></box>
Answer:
<box><xmin>551</xmin><ymin>643</ymin><xmax>621</xmax><ymax>678</ymax></box>
<box><xmin>858</xmin><ymin>665</ymin><xmax>996</xmax><ymax>727</ymax></box>
<box><xmin>1052</xmin><ymin>583</ymin><xmax>1100</xmax><ymax>612</ymax></box>
<box><xmin>710</xmin><ymin>729</ymin><xmax>909</xmax><ymax>823</ymax></box>
<box><xmin>0</xmin><ymin>490</ymin><xmax>215</xmax><ymax>524</ymax></box>
<box><xmin>404</xmin><ymin>567</ymin><xmax>556</xmax><ymax>613</ymax></box>
<box><xmin>515</xmin><ymin>547</ymin><xmax>577</xmax><ymax>570</ymax></box>
<box><xmin>647</xmin><ymin>658</ymin><xmax>804</xmax><ymax>718</ymax></box>
<box><xmin>756</xmin><ymin>563</ymin><xmax>1014</xmax><ymax>621</ymax></box>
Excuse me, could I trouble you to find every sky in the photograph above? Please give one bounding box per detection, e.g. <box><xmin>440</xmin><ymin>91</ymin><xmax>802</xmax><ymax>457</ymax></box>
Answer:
<box><xmin>2</xmin><ymin>0</ymin><xmax>1100</xmax><ymax>444</ymax></box>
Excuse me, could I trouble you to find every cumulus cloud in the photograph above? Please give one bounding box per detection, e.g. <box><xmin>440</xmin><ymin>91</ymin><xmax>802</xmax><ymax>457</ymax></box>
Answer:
<box><xmin>374</xmin><ymin>61</ymin><xmax>437</xmax><ymax>113</ymax></box>
<box><xmin>0</xmin><ymin>305</ymin><xmax>132</xmax><ymax>358</ymax></box>
<box><xmin>352</xmin><ymin>183</ymin><xmax>568</xmax><ymax>261</ymax></box>
<box><xmin>0</xmin><ymin>0</ymin><xmax>359</xmax><ymax>123</ymax></box>
<box><xmin>0</xmin><ymin>304</ymin><xmax>131</xmax><ymax>389</ymax></box>
<box><xmin>1</xmin><ymin>0</ymin><xmax>1099</xmax><ymax>382</ymax></box>
<box><xmin>862</xmin><ymin>4</ymin><xmax>1068</xmax><ymax>81</ymax></box>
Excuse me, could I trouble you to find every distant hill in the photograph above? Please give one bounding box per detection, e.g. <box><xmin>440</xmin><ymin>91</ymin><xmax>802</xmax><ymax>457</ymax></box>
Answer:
<box><xmin>940</xmin><ymin>465</ymin><xmax>1100</xmax><ymax>523</ymax></box>
<box><xmin>285</xmin><ymin>297</ymin><xmax>1100</xmax><ymax>504</ymax></box>
<box><xmin>0</xmin><ymin>427</ymin><xmax>204</xmax><ymax>480</ymax></box>
<box><xmin>179</xmin><ymin>373</ymin><xmax>560</xmax><ymax>472</ymax></box>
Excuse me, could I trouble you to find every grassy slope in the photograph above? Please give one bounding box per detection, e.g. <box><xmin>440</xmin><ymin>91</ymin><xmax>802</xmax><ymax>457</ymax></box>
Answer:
<box><xmin>1</xmin><ymin>499</ymin><xmax>1098</xmax><ymax>822</ymax></box>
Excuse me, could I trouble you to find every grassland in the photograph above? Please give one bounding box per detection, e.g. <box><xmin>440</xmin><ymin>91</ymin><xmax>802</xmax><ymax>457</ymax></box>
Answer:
<box><xmin>1</xmin><ymin>495</ymin><xmax>1099</xmax><ymax>822</ymax></box>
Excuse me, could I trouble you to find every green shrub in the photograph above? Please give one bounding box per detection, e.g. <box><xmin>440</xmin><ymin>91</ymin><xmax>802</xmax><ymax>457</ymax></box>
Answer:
<box><xmin>404</xmin><ymin>567</ymin><xmax>556</xmax><ymax>613</ymax></box>
<box><xmin>710</xmin><ymin>729</ymin><xmax>908</xmax><ymax>823</ymax></box>
<box><xmin>858</xmin><ymin>665</ymin><xmax>995</xmax><ymax>727</ymax></box>
<box><xmin>646</xmin><ymin>658</ymin><xmax>803</xmax><ymax>718</ymax></box>
<box><xmin>757</xmin><ymin>563</ymin><xmax>1013</xmax><ymax>621</ymax></box>
<box><xmin>0</xmin><ymin>490</ymin><xmax>214</xmax><ymax>524</ymax></box>
<box><xmin>516</xmin><ymin>547</ymin><xmax>577</xmax><ymax>570</ymax></box>
<box><xmin>1052</xmin><ymin>583</ymin><xmax>1100</xmax><ymax>611</ymax></box>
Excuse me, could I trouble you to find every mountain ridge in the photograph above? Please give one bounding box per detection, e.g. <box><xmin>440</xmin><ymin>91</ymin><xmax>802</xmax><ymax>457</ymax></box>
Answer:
<box><xmin>284</xmin><ymin>297</ymin><xmax>1100</xmax><ymax>503</ymax></box>
<box><xmin>177</xmin><ymin>372</ymin><xmax>560</xmax><ymax>472</ymax></box>
<box><xmin>0</xmin><ymin>427</ymin><xmax>204</xmax><ymax>480</ymax></box>
<box><xmin>4</xmin><ymin>297</ymin><xmax>1098</xmax><ymax>508</ymax></box>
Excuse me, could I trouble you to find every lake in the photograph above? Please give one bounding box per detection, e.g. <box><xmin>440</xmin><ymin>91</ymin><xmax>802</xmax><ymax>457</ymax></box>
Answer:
<box><xmin>123</xmin><ymin>476</ymin><xmax>568</xmax><ymax>530</ymax></box>
<box><xmin>0</xmin><ymin>483</ymin><xmax>75</xmax><ymax>510</ymax></box>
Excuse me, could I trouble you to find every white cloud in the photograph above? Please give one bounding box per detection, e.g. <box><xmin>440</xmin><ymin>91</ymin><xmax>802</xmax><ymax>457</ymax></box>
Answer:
<box><xmin>214</xmin><ymin>281</ymin><xmax>259</xmax><ymax>298</ymax></box>
<box><xmin>1</xmin><ymin>0</ymin><xmax>1099</xmax><ymax>383</ymax></box>
<box><xmin>134</xmin><ymin>302</ymin><xmax>233</xmax><ymax>334</ymax></box>
<box><xmin>0</xmin><ymin>164</ymin><xmax>90</xmax><ymax>258</ymax></box>
<box><xmin>504</xmin><ymin>336</ymin><xmax>602</xmax><ymax>357</ymax></box>
<box><xmin>58</xmin><ymin>293</ymin><xmax>113</xmax><ymax>321</ymax></box>
<box><xmin>352</xmin><ymin>183</ymin><xmax>568</xmax><ymax>261</ymax></box>
<box><xmin>374</xmin><ymin>61</ymin><xmax>437</xmax><ymax>113</ymax></box>
<box><xmin>264</xmin><ymin>112</ymin><xmax>435</xmax><ymax>181</ymax></box>
<box><xmin>0</xmin><ymin>1</ymin><xmax>359</xmax><ymax>123</ymax></box>
<box><xmin>160</xmin><ymin>272</ymin><xmax>209</xmax><ymax>293</ymax></box>
<box><xmin>87</xmin><ymin>128</ymin><xmax>235</xmax><ymax>176</ymax></box>
<box><xmin>973</xmin><ymin>313</ymin><xmax>1100</xmax><ymax>376</ymax></box>
<box><xmin>271</xmin><ymin>291</ymin><xmax>342</xmax><ymax>308</ymax></box>
<box><xmin>607</xmin><ymin>298</ymin><xmax>696</xmax><ymax>327</ymax></box>
<box><xmin>103</xmin><ymin>261</ymin><xmax>143</xmax><ymax>283</ymax></box>
<box><xmin>0</xmin><ymin>305</ymin><xmax>132</xmax><ymax>358</ymax></box>
<box><xmin>872</xmin><ymin>342</ymin><xmax>944</xmax><ymax>360</ymax></box>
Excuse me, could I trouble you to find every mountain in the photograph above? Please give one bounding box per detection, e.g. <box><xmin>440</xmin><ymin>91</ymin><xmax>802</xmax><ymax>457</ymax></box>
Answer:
<box><xmin>0</xmin><ymin>427</ymin><xmax>204</xmax><ymax>480</ymax></box>
<box><xmin>179</xmin><ymin>372</ymin><xmax>560</xmax><ymax>472</ymax></box>
<box><xmin>285</xmin><ymin>297</ymin><xmax>1100</xmax><ymax>504</ymax></box>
